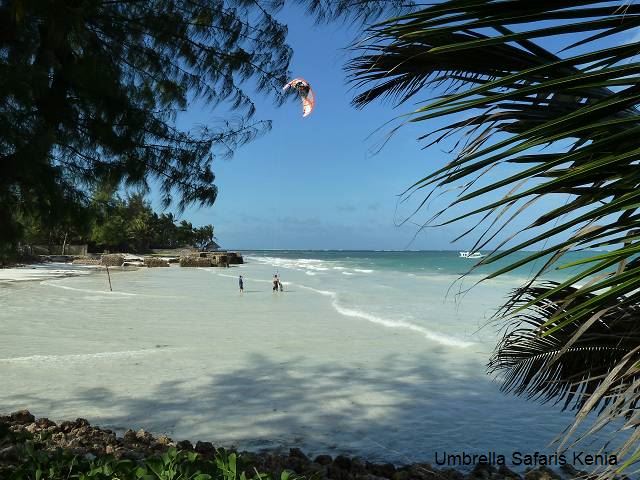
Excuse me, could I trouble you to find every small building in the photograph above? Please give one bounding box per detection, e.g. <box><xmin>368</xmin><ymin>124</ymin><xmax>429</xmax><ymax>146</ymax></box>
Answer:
<box><xmin>204</xmin><ymin>240</ymin><xmax>220</xmax><ymax>252</ymax></box>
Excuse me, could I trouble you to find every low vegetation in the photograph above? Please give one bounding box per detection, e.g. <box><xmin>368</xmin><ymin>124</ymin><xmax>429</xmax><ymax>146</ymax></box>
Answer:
<box><xmin>1</xmin><ymin>424</ymin><xmax>301</xmax><ymax>480</ymax></box>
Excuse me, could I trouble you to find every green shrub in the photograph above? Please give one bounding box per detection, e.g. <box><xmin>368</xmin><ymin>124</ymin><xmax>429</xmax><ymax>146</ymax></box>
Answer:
<box><xmin>0</xmin><ymin>427</ymin><xmax>304</xmax><ymax>480</ymax></box>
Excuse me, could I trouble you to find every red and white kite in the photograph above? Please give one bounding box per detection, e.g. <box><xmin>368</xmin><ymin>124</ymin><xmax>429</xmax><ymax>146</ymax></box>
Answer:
<box><xmin>283</xmin><ymin>78</ymin><xmax>315</xmax><ymax>117</ymax></box>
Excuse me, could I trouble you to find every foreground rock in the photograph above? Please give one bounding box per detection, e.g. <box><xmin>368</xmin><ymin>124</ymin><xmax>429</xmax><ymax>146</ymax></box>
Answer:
<box><xmin>0</xmin><ymin>411</ymin><xmax>613</xmax><ymax>480</ymax></box>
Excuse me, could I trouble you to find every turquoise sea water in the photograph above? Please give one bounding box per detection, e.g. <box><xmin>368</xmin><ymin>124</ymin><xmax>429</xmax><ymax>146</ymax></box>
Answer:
<box><xmin>0</xmin><ymin>250</ymin><xmax>618</xmax><ymax>470</ymax></box>
<box><xmin>245</xmin><ymin>249</ymin><xmax>596</xmax><ymax>278</ymax></box>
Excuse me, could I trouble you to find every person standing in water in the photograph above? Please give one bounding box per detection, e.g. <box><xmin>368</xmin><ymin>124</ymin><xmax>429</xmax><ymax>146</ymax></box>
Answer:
<box><xmin>239</xmin><ymin>275</ymin><xmax>244</xmax><ymax>293</ymax></box>
<box><xmin>272</xmin><ymin>274</ymin><xmax>279</xmax><ymax>293</ymax></box>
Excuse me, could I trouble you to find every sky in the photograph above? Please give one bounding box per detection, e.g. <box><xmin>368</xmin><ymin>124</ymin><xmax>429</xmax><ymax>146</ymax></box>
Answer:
<box><xmin>145</xmin><ymin>4</ymin><xmax>625</xmax><ymax>251</ymax></box>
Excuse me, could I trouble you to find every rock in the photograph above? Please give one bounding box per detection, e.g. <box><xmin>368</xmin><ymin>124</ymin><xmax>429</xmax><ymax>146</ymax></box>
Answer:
<box><xmin>74</xmin><ymin>426</ymin><xmax>90</xmax><ymax>437</ymax></box>
<box><xmin>75</xmin><ymin>418</ymin><xmax>90</xmax><ymax>428</ymax></box>
<box><xmin>8</xmin><ymin>425</ymin><xmax>25</xmax><ymax>434</ymax></box>
<box><xmin>334</xmin><ymin>455</ymin><xmax>352</xmax><ymax>470</ymax></box>
<box><xmin>144</xmin><ymin>257</ymin><xmax>170</xmax><ymax>267</ymax></box>
<box><xmin>195</xmin><ymin>441</ymin><xmax>216</xmax><ymax>455</ymax></box>
<box><xmin>315</xmin><ymin>455</ymin><xmax>333</xmax><ymax>465</ymax></box>
<box><xmin>0</xmin><ymin>445</ymin><xmax>19</xmax><ymax>461</ymax></box>
<box><xmin>369</xmin><ymin>463</ymin><xmax>396</xmax><ymax>479</ymax></box>
<box><xmin>356</xmin><ymin>475</ymin><xmax>388</xmax><ymax>480</ymax></box>
<box><xmin>498</xmin><ymin>465</ymin><xmax>521</xmax><ymax>480</ymax></box>
<box><xmin>35</xmin><ymin>417</ymin><xmax>56</xmax><ymax>429</ymax></box>
<box><xmin>439</xmin><ymin>469</ymin><xmax>463</xmax><ymax>480</ymax></box>
<box><xmin>25</xmin><ymin>423</ymin><xmax>38</xmax><ymax>434</ymax></box>
<box><xmin>176</xmin><ymin>439</ymin><xmax>193</xmax><ymax>451</ymax></box>
<box><xmin>104</xmin><ymin>431</ymin><xmax>117</xmax><ymax>444</ymax></box>
<box><xmin>68</xmin><ymin>437</ymin><xmax>85</xmax><ymax>449</ymax></box>
<box><xmin>101</xmin><ymin>254</ymin><xmax>125</xmax><ymax>267</ymax></box>
<box><xmin>72</xmin><ymin>257</ymin><xmax>101</xmax><ymax>265</ymax></box>
<box><xmin>156</xmin><ymin>434</ymin><xmax>172</xmax><ymax>446</ymax></box>
<box><xmin>290</xmin><ymin>447</ymin><xmax>309</xmax><ymax>462</ymax></box>
<box><xmin>524</xmin><ymin>467</ymin><xmax>559</xmax><ymax>480</ymax></box>
<box><xmin>105</xmin><ymin>445</ymin><xmax>115</xmax><ymax>455</ymax></box>
<box><xmin>9</xmin><ymin>410</ymin><xmax>35</xmax><ymax>424</ymax></box>
<box><xmin>123</xmin><ymin>261</ymin><xmax>144</xmax><ymax>267</ymax></box>
<box><xmin>179</xmin><ymin>256</ymin><xmax>211</xmax><ymax>267</ymax></box>
<box><xmin>407</xmin><ymin>464</ymin><xmax>437</xmax><ymax>480</ymax></box>
<box><xmin>123</xmin><ymin>429</ymin><xmax>137</xmax><ymax>445</ymax></box>
<box><xmin>136</xmin><ymin>429</ymin><xmax>153</xmax><ymax>444</ymax></box>
<box><xmin>351</xmin><ymin>457</ymin><xmax>368</xmax><ymax>475</ymax></box>
<box><xmin>559</xmin><ymin>464</ymin><xmax>579</xmax><ymax>477</ymax></box>
<box><xmin>470</xmin><ymin>462</ymin><xmax>496</xmax><ymax>480</ymax></box>
<box><xmin>328</xmin><ymin>465</ymin><xmax>351</xmax><ymax>480</ymax></box>
<box><xmin>59</xmin><ymin>421</ymin><xmax>75</xmax><ymax>433</ymax></box>
<box><xmin>393</xmin><ymin>471</ymin><xmax>410</xmax><ymax>480</ymax></box>
<box><xmin>285</xmin><ymin>456</ymin><xmax>307</xmax><ymax>472</ymax></box>
<box><xmin>305</xmin><ymin>463</ymin><xmax>329</xmax><ymax>479</ymax></box>
<box><xmin>90</xmin><ymin>443</ymin><xmax>103</xmax><ymax>453</ymax></box>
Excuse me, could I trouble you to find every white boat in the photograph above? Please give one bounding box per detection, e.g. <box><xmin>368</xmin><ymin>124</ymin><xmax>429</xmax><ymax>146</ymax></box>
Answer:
<box><xmin>459</xmin><ymin>251</ymin><xmax>484</xmax><ymax>259</ymax></box>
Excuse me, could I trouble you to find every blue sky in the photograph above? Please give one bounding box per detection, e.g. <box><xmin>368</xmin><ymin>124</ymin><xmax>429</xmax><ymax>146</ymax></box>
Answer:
<box><xmin>146</xmin><ymin>4</ymin><xmax>620</xmax><ymax>251</ymax></box>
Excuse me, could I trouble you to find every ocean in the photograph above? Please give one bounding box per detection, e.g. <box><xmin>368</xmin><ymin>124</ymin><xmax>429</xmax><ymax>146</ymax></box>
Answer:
<box><xmin>0</xmin><ymin>250</ymin><xmax>614</xmax><ymax>469</ymax></box>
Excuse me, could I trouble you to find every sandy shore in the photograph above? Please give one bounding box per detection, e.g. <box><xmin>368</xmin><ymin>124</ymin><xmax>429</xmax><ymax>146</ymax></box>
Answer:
<box><xmin>0</xmin><ymin>263</ymin><xmax>100</xmax><ymax>283</ymax></box>
<box><xmin>0</xmin><ymin>258</ymin><xmax>585</xmax><ymax>467</ymax></box>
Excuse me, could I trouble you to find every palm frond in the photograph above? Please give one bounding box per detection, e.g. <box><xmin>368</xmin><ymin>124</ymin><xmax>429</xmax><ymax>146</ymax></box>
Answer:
<box><xmin>349</xmin><ymin>1</ymin><xmax>640</xmax><ymax>475</ymax></box>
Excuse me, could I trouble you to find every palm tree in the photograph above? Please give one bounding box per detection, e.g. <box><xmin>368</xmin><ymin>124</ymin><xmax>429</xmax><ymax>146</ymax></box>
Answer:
<box><xmin>348</xmin><ymin>1</ymin><xmax>640</xmax><ymax>476</ymax></box>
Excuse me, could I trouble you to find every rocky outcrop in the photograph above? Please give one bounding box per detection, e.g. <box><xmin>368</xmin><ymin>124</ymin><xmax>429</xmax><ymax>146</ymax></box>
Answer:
<box><xmin>227</xmin><ymin>252</ymin><xmax>244</xmax><ymax>264</ymax></box>
<box><xmin>144</xmin><ymin>257</ymin><xmax>170</xmax><ymax>267</ymax></box>
<box><xmin>0</xmin><ymin>411</ymin><xmax>610</xmax><ymax>480</ymax></box>
<box><xmin>101</xmin><ymin>254</ymin><xmax>125</xmax><ymax>267</ymax></box>
<box><xmin>72</xmin><ymin>257</ymin><xmax>102</xmax><ymax>265</ymax></box>
<box><xmin>179</xmin><ymin>256</ymin><xmax>212</xmax><ymax>267</ymax></box>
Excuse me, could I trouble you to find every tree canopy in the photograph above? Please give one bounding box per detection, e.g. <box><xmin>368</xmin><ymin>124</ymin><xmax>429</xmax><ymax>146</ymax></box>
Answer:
<box><xmin>0</xmin><ymin>0</ymin><xmax>408</xmax><ymax>259</ymax></box>
<box><xmin>20</xmin><ymin>191</ymin><xmax>216</xmax><ymax>253</ymax></box>
<box><xmin>0</xmin><ymin>0</ymin><xmax>293</xmax><ymax>253</ymax></box>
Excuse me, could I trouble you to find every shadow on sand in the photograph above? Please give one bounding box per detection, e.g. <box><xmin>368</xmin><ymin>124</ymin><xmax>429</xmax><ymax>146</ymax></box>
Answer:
<box><xmin>6</xmin><ymin>352</ymin><xmax>581</xmax><ymax>465</ymax></box>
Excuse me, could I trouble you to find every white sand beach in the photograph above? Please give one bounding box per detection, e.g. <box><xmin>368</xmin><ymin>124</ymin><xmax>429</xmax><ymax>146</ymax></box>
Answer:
<box><xmin>0</xmin><ymin>263</ymin><xmax>98</xmax><ymax>283</ymax></box>
<box><xmin>0</xmin><ymin>254</ymin><xmax>582</xmax><ymax>465</ymax></box>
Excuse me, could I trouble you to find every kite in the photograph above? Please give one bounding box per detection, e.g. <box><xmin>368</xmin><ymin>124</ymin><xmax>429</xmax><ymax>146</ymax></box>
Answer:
<box><xmin>283</xmin><ymin>78</ymin><xmax>315</xmax><ymax>117</ymax></box>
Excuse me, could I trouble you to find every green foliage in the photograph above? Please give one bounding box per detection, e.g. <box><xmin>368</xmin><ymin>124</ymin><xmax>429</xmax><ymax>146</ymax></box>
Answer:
<box><xmin>349</xmin><ymin>0</ymin><xmax>640</xmax><ymax>476</ymax></box>
<box><xmin>17</xmin><ymin>189</ymin><xmax>216</xmax><ymax>253</ymax></box>
<box><xmin>1</xmin><ymin>428</ymin><xmax>297</xmax><ymax>480</ymax></box>
<box><xmin>0</xmin><ymin>0</ymin><xmax>410</xmax><ymax>251</ymax></box>
<box><xmin>0</xmin><ymin>0</ymin><xmax>293</xmax><ymax>249</ymax></box>
<box><xmin>193</xmin><ymin>225</ymin><xmax>217</xmax><ymax>251</ymax></box>
<box><xmin>89</xmin><ymin>192</ymin><xmax>217</xmax><ymax>252</ymax></box>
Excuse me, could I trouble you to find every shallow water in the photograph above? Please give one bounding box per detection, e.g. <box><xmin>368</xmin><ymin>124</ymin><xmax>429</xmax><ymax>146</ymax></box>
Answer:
<box><xmin>0</xmin><ymin>252</ymin><xmax>616</xmax><ymax>468</ymax></box>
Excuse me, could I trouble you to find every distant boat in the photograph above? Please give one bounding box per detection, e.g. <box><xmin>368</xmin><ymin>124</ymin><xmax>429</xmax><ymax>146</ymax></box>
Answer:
<box><xmin>459</xmin><ymin>251</ymin><xmax>484</xmax><ymax>259</ymax></box>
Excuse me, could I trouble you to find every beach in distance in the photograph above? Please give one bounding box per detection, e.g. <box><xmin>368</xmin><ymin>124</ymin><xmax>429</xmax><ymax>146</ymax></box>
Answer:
<box><xmin>0</xmin><ymin>250</ymin><xmax>603</xmax><ymax>468</ymax></box>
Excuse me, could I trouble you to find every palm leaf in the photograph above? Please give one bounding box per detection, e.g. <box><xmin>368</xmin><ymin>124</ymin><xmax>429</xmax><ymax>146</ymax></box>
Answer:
<box><xmin>349</xmin><ymin>1</ymin><xmax>640</xmax><ymax>475</ymax></box>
